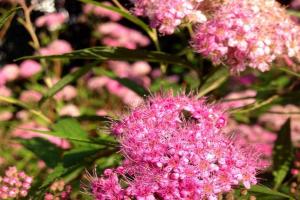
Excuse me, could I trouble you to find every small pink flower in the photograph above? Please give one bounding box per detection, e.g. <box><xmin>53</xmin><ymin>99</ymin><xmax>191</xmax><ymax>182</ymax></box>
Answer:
<box><xmin>35</xmin><ymin>12</ymin><xmax>69</xmax><ymax>31</ymax></box>
<box><xmin>83</xmin><ymin>2</ymin><xmax>122</xmax><ymax>21</ymax></box>
<box><xmin>87</xmin><ymin>76</ymin><xmax>109</xmax><ymax>91</ymax></box>
<box><xmin>1</xmin><ymin>64</ymin><xmax>19</xmax><ymax>81</ymax></box>
<box><xmin>19</xmin><ymin>60</ymin><xmax>42</xmax><ymax>78</ymax></box>
<box><xmin>59</xmin><ymin>104</ymin><xmax>80</xmax><ymax>117</ymax></box>
<box><xmin>40</xmin><ymin>40</ymin><xmax>73</xmax><ymax>56</ymax></box>
<box><xmin>0</xmin><ymin>86</ymin><xmax>12</xmax><ymax>97</ymax></box>
<box><xmin>20</xmin><ymin>90</ymin><xmax>42</xmax><ymax>102</ymax></box>
<box><xmin>0</xmin><ymin>111</ymin><xmax>13</xmax><ymax>121</ymax></box>
<box><xmin>54</xmin><ymin>85</ymin><xmax>77</xmax><ymax>101</ymax></box>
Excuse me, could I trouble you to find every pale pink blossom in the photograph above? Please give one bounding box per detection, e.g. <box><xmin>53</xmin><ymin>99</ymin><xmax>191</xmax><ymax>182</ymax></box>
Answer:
<box><xmin>0</xmin><ymin>111</ymin><xmax>13</xmax><ymax>121</ymax></box>
<box><xmin>19</xmin><ymin>60</ymin><xmax>42</xmax><ymax>78</ymax></box>
<box><xmin>0</xmin><ymin>86</ymin><xmax>12</xmax><ymax>97</ymax></box>
<box><xmin>96</xmin><ymin>109</ymin><xmax>108</xmax><ymax>116</ymax></box>
<box><xmin>20</xmin><ymin>90</ymin><xmax>42</xmax><ymax>102</ymax></box>
<box><xmin>39</xmin><ymin>40</ymin><xmax>73</xmax><ymax>56</ymax></box>
<box><xmin>54</xmin><ymin>85</ymin><xmax>77</xmax><ymax>101</ymax></box>
<box><xmin>98</xmin><ymin>23</ymin><xmax>150</xmax><ymax>49</ymax></box>
<box><xmin>87</xmin><ymin>77</ymin><xmax>109</xmax><ymax>91</ymax></box>
<box><xmin>1</xmin><ymin>64</ymin><xmax>19</xmax><ymax>81</ymax></box>
<box><xmin>83</xmin><ymin>2</ymin><xmax>122</xmax><ymax>21</ymax></box>
<box><xmin>35</xmin><ymin>12</ymin><xmax>69</xmax><ymax>31</ymax></box>
<box><xmin>59</xmin><ymin>104</ymin><xmax>80</xmax><ymax>117</ymax></box>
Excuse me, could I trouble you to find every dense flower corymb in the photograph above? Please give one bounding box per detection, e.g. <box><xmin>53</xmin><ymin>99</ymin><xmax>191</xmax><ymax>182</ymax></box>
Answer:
<box><xmin>90</xmin><ymin>92</ymin><xmax>265</xmax><ymax>200</ymax></box>
<box><xmin>0</xmin><ymin>167</ymin><xmax>32</xmax><ymax>199</ymax></box>
<box><xmin>131</xmin><ymin>0</ymin><xmax>208</xmax><ymax>34</ymax></box>
<box><xmin>193</xmin><ymin>0</ymin><xmax>300</xmax><ymax>73</ymax></box>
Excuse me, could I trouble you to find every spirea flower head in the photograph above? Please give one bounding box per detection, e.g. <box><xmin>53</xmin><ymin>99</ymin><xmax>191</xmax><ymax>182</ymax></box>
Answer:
<box><xmin>91</xmin><ymin>92</ymin><xmax>265</xmax><ymax>200</ymax></box>
<box><xmin>192</xmin><ymin>0</ymin><xmax>300</xmax><ymax>73</ymax></box>
<box><xmin>131</xmin><ymin>0</ymin><xmax>209</xmax><ymax>34</ymax></box>
<box><xmin>0</xmin><ymin>166</ymin><xmax>32</xmax><ymax>199</ymax></box>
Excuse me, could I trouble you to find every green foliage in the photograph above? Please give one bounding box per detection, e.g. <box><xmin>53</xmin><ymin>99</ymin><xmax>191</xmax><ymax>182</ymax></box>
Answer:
<box><xmin>273</xmin><ymin>119</ymin><xmax>294</xmax><ymax>190</ymax></box>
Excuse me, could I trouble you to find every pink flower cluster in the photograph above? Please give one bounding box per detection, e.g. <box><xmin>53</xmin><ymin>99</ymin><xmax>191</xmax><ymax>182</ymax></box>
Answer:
<box><xmin>91</xmin><ymin>93</ymin><xmax>265</xmax><ymax>199</ymax></box>
<box><xmin>193</xmin><ymin>0</ymin><xmax>300</xmax><ymax>73</ymax></box>
<box><xmin>0</xmin><ymin>166</ymin><xmax>32</xmax><ymax>199</ymax></box>
<box><xmin>44</xmin><ymin>180</ymin><xmax>72</xmax><ymax>200</ymax></box>
<box><xmin>98</xmin><ymin>22</ymin><xmax>150</xmax><ymax>49</ymax></box>
<box><xmin>0</xmin><ymin>60</ymin><xmax>41</xmax><ymax>87</ymax></box>
<box><xmin>39</xmin><ymin>40</ymin><xmax>73</xmax><ymax>56</ymax></box>
<box><xmin>132</xmin><ymin>0</ymin><xmax>206</xmax><ymax>34</ymax></box>
<box><xmin>131</xmin><ymin>0</ymin><xmax>208</xmax><ymax>34</ymax></box>
<box><xmin>35</xmin><ymin>12</ymin><xmax>69</xmax><ymax>31</ymax></box>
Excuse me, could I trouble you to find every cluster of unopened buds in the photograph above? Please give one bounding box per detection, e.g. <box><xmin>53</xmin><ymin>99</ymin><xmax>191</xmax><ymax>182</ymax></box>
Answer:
<box><xmin>88</xmin><ymin>93</ymin><xmax>266</xmax><ymax>200</ymax></box>
<box><xmin>44</xmin><ymin>180</ymin><xmax>72</xmax><ymax>200</ymax></box>
<box><xmin>0</xmin><ymin>167</ymin><xmax>32</xmax><ymax>199</ymax></box>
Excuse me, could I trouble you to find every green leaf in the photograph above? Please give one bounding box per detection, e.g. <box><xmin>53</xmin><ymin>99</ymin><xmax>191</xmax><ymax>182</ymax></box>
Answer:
<box><xmin>249</xmin><ymin>185</ymin><xmax>294</xmax><ymax>199</ymax></box>
<box><xmin>15</xmin><ymin>46</ymin><xmax>193</xmax><ymax>68</ymax></box>
<box><xmin>39</xmin><ymin>62</ymin><xmax>96</xmax><ymax>104</ymax></box>
<box><xmin>0</xmin><ymin>7</ymin><xmax>20</xmax><ymax>29</ymax></box>
<box><xmin>52</xmin><ymin>118</ymin><xmax>89</xmax><ymax>142</ymax></box>
<box><xmin>273</xmin><ymin>119</ymin><xmax>294</xmax><ymax>190</ymax></box>
<box><xmin>20</xmin><ymin>138</ymin><xmax>62</xmax><ymax>168</ymax></box>
<box><xmin>278</xmin><ymin>67</ymin><xmax>300</xmax><ymax>79</ymax></box>
<box><xmin>197</xmin><ymin>67</ymin><xmax>229</xmax><ymax>98</ymax></box>
<box><xmin>63</xmin><ymin>147</ymin><xmax>103</xmax><ymax>167</ymax></box>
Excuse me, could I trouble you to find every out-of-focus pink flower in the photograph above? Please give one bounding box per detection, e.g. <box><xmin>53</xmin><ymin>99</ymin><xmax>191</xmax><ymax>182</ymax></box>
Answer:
<box><xmin>35</xmin><ymin>12</ymin><xmax>69</xmax><ymax>31</ymax></box>
<box><xmin>87</xmin><ymin>76</ymin><xmax>109</xmax><ymax>91</ymax></box>
<box><xmin>98</xmin><ymin>22</ymin><xmax>150</xmax><ymax>49</ymax></box>
<box><xmin>222</xmin><ymin>90</ymin><xmax>257</xmax><ymax>109</ymax></box>
<box><xmin>19</xmin><ymin>60</ymin><xmax>42</xmax><ymax>78</ymax></box>
<box><xmin>0</xmin><ymin>166</ymin><xmax>32</xmax><ymax>199</ymax></box>
<box><xmin>96</xmin><ymin>109</ymin><xmax>107</xmax><ymax>116</ymax></box>
<box><xmin>91</xmin><ymin>93</ymin><xmax>265</xmax><ymax>199</ymax></box>
<box><xmin>0</xmin><ymin>111</ymin><xmax>13</xmax><ymax>121</ymax></box>
<box><xmin>1</xmin><ymin>64</ymin><xmax>19</xmax><ymax>81</ymax></box>
<box><xmin>193</xmin><ymin>0</ymin><xmax>300</xmax><ymax>73</ymax></box>
<box><xmin>20</xmin><ymin>90</ymin><xmax>42</xmax><ymax>103</ymax></box>
<box><xmin>292</xmin><ymin>0</ymin><xmax>300</xmax><ymax>9</ymax></box>
<box><xmin>0</xmin><ymin>86</ymin><xmax>12</xmax><ymax>97</ymax></box>
<box><xmin>226</xmin><ymin>120</ymin><xmax>276</xmax><ymax>161</ymax></box>
<box><xmin>259</xmin><ymin>105</ymin><xmax>300</xmax><ymax>146</ymax></box>
<box><xmin>59</xmin><ymin>104</ymin><xmax>80</xmax><ymax>117</ymax></box>
<box><xmin>131</xmin><ymin>61</ymin><xmax>151</xmax><ymax>76</ymax></box>
<box><xmin>39</xmin><ymin>40</ymin><xmax>73</xmax><ymax>56</ymax></box>
<box><xmin>16</xmin><ymin>111</ymin><xmax>30</xmax><ymax>121</ymax></box>
<box><xmin>54</xmin><ymin>85</ymin><xmax>77</xmax><ymax>101</ymax></box>
<box><xmin>83</xmin><ymin>2</ymin><xmax>121</xmax><ymax>21</ymax></box>
<box><xmin>12</xmin><ymin>122</ymin><xmax>70</xmax><ymax>149</ymax></box>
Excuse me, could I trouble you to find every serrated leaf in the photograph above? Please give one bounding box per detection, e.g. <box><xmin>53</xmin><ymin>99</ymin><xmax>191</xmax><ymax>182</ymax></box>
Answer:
<box><xmin>15</xmin><ymin>46</ymin><xmax>193</xmax><ymax>68</ymax></box>
<box><xmin>63</xmin><ymin>147</ymin><xmax>103</xmax><ymax>167</ymax></box>
<box><xmin>20</xmin><ymin>138</ymin><xmax>62</xmax><ymax>168</ymax></box>
<box><xmin>40</xmin><ymin>62</ymin><xmax>96</xmax><ymax>104</ymax></box>
<box><xmin>0</xmin><ymin>7</ymin><xmax>20</xmax><ymax>29</ymax></box>
<box><xmin>273</xmin><ymin>119</ymin><xmax>294</xmax><ymax>190</ymax></box>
